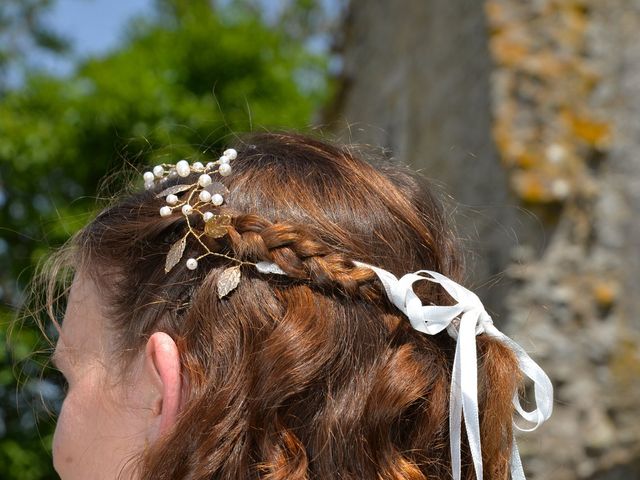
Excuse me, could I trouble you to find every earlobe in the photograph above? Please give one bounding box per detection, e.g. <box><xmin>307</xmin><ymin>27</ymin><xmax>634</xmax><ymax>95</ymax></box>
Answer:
<box><xmin>144</xmin><ymin>332</ymin><xmax>183</xmax><ymax>436</ymax></box>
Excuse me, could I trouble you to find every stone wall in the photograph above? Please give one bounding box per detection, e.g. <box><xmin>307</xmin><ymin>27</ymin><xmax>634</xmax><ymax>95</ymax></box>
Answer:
<box><xmin>487</xmin><ymin>1</ymin><xmax>640</xmax><ymax>478</ymax></box>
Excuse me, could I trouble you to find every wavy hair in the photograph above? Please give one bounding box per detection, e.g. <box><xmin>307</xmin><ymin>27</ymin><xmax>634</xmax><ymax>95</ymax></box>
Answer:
<box><xmin>49</xmin><ymin>133</ymin><xmax>520</xmax><ymax>479</ymax></box>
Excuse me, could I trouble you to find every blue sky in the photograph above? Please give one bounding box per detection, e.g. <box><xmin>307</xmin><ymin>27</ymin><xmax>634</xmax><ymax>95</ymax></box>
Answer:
<box><xmin>37</xmin><ymin>0</ymin><xmax>155</xmax><ymax>76</ymax></box>
<box><xmin>49</xmin><ymin>0</ymin><xmax>153</xmax><ymax>54</ymax></box>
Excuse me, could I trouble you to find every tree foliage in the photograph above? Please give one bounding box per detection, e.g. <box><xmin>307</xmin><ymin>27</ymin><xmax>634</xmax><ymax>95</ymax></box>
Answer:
<box><xmin>0</xmin><ymin>1</ymin><xmax>328</xmax><ymax>477</ymax></box>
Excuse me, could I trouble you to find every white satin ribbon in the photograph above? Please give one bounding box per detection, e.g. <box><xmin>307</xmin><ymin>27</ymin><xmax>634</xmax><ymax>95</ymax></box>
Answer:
<box><xmin>352</xmin><ymin>261</ymin><xmax>553</xmax><ymax>480</ymax></box>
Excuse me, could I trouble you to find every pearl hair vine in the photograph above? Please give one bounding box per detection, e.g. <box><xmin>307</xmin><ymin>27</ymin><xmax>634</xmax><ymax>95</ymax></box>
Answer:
<box><xmin>142</xmin><ymin>150</ymin><xmax>553</xmax><ymax>480</ymax></box>
<box><xmin>144</xmin><ymin>148</ymin><xmax>291</xmax><ymax>298</ymax></box>
<box><xmin>143</xmin><ymin>148</ymin><xmax>275</xmax><ymax>299</ymax></box>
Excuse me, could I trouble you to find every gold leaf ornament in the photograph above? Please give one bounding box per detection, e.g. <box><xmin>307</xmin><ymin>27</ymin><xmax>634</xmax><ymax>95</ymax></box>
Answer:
<box><xmin>204</xmin><ymin>214</ymin><xmax>232</xmax><ymax>239</ymax></box>
<box><xmin>217</xmin><ymin>266</ymin><xmax>242</xmax><ymax>298</ymax></box>
<box><xmin>165</xmin><ymin>237</ymin><xmax>186</xmax><ymax>273</ymax></box>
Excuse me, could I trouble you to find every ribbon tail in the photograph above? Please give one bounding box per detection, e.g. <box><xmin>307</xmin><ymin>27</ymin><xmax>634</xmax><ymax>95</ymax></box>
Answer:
<box><xmin>484</xmin><ymin>324</ymin><xmax>554</xmax><ymax>431</ymax></box>
<box><xmin>509</xmin><ymin>435</ymin><xmax>526</xmax><ymax>480</ymax></box>
<box><xmin>459</xmin><ymin>311</ymin><xmax>483</xmax><ymax>480</ymax></box>
<box><xmin>450</xmin><ymin>335</ymin><xmax>463</xmax><ymax>480</ymax></box>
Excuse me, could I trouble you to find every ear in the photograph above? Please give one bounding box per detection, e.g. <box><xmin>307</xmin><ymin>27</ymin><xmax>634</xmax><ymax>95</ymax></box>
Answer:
<box><xmin>143</xmin><ymin>332</ymin><xmax>183</xmax><ymax>436</ymax></box>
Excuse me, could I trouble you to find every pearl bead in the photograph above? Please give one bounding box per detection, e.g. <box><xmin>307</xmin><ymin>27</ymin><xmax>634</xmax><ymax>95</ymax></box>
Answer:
<box><xmin>203</xmin><ymin>211</ymin><xmax>214</xmax><ymax>222</ymax></box>
<box><xmin>219</xmin><ymin>164</ymin><xmax>232</xmax><ymax>176</ymax></box>
<box><xmin>160</xmin><ymin>206</ymin><xmax>172</xmax><ymax>217</ymax></box>
<box><xmin>218</xmin><ymin>155</ymin><xmax>230</xmax><ymax>165</ymax></box>
<box><xmin>199</xmin><ymin>190</ymin><xmax>212</xmax><ymax>202</ymax></box>
<box><xmin>211</xmin><ymin>193</ymin><xmax>224</xmax><ymax>206</ymax></box>
<box><xmin>153</xmin><ymin>165</ymin><xmax>164</xmax><ymax>178</ymax></box>
<box><xmin>224</xmin><ymin>148</ymin><xmax>238</xmax><ymax>160</ymax></box>
<box><xmin>176</xmin><ymin>160</ymin><xmax>190</xmax><ymax>177</ymax></box>
<box><xmin>186</xmin><ymin>258</ymin><xmax>198</xmax><ymax>270</ymax></box>
<box><xmin>206</xmin><ymin>162</ymin><xmax>215</xmax><ymax>170</ymax></box>
<box><xmin>143</xmin><ymin>171</ymin><xmax>155</xmax><ymax>183</ymax></box>
<box><xmin>168</xmin><ymin>168</ymin><xmax>178</xmax><ymax>178</ymax></box>
<box><xmin>144</xmin><ymin>182</ymin><xmax>154</xmax><ymax>190</ymax></box>
<box><xmin>181</xmin><ymin>204</ymin><xmax>193</xmax><ymax>215</ymax></box>
<box><xmin>198</xmin><ymin>174</ymin><xmax>212</xmax><ymax>187</ymax></box>
<box><xmin>166</xmin><ymin>194</ymin><xmax>178</xmax><ymax>205</ymax></box>
<box><xmin>193</xmin><ymin>161</ymin><xmax>204</xmax><ymax>170</ymax></box>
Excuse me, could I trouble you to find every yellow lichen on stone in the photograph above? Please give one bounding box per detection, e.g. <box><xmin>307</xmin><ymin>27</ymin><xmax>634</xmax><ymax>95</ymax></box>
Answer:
<box><xmin>554</xmin><ymin>4</ymin><xmax>588</xmax><ymax>47</ymax></box>
<box><xmin>592</xmin><ymin>280</ymin><xmax>617</xmax><ymax>308</ymax></box>
<box><xmin>521</xmin><ymin>50</ymin><xmax>571</xmax><ymax>78</ymax></box>
<box><xmin>562</xmin><ymin>110</ymin><xmax>612</xmax><ymax>148</ymax></box>
<box><xmin>490</xmin><ymin>29</ymin><xmax>530</xmax><ymax>66</ymax></box>
<box><xmin>515</xmin><ymin>151</ymin><xmax>540</xmax><ymax>169</ymax></box>
<box><xmin>610</xmin><ymin>339</ymin><xmax>640</xmax><ymax>390</ymax></box>
<box><xmin>485</xmin><ymin>0</ymin><xmax>612</xmax><ymax>204</ymax></box>
<box><xmin>512</xmin><ymin>170</ymin><xmax>553</xmax><ymax>203</ymax></box>
<box><xmin>484</xmin><ymin>0</ymin><xmax>508</xmax><ymax>28</ymax></box>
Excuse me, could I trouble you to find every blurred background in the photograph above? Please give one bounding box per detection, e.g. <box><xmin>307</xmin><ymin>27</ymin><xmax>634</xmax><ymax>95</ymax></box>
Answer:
<box><xmin>1</xmin><ymin>0</ymin><xmax>639</xmax><ymax>479</ymax></box>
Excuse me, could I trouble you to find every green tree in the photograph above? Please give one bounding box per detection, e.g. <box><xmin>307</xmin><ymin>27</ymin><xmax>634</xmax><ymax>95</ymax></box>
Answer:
<box><xmin>0</xmin><ymin>1</ymin><xmax>329</xmax><ymax>478</ymax></box>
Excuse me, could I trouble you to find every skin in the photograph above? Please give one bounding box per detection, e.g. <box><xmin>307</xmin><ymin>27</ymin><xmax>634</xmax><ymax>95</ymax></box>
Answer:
<box><xmin>51</xmin><ymin>272</ymin><xmax>183</xmax><ymax>480</ymax></box>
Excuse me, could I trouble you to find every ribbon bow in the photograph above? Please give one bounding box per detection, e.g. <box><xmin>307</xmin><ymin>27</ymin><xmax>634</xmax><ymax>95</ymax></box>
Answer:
<box><xmin>353</xmin><ymin>261</ymin><xmax>553</xmax><ymax>480</ymax></box>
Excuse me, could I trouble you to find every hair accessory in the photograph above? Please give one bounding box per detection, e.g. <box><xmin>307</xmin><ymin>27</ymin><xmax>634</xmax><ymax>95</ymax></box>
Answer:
<box><xmin>143</xmin><ymin>149</ymin><xmax>259</xmax><ymax>299</ymax></box>
<box><xmin>352</xmin><ymin>261</ymin><xmax>553</xmax><ymax>480</ymax></box>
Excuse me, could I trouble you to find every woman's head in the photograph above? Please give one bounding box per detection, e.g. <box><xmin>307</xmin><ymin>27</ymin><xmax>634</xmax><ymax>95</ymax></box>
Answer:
<box><xmin>48</xmin><ymin>132</ymin><xmax>520</xmax><ymax>479</ymax></box>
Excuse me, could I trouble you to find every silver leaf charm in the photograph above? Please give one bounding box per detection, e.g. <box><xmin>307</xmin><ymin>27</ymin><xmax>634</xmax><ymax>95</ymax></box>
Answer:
<box><xmin>155</xmin><ymin>184</ymin><xmax>193</xmax><ymax>198</ymax></box>
<box><xmin>217</xmin><ymin>266</ymin><xmax>241</xmax><ymax>299</ymax></box>
<box><xmin>204</xmin><ymin>181</ymin><xmax>229</xmax><ymax>196</ymax></box>
<box><xmin>255</xmin><ymin>261</ymin><xmax>287</xmax><ymax>275</ymax></box>
<box><xmin>165</xmin><ymin>237</ymin><xmax>186</xmax><ymax>273</ymax></box>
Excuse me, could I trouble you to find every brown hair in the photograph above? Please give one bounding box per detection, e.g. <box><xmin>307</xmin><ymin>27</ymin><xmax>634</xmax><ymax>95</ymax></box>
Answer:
<box><xmin>52</xmin><ymin>132</ymin><xmax>520</xmax><ymax>479</ymax></box>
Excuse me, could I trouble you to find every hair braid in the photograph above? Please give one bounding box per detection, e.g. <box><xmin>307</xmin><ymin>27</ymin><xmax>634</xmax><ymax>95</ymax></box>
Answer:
<box><xmin>227</xmin><ymin>213</ymin><xmax>380</xmax><ymax>300</ymax></box>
